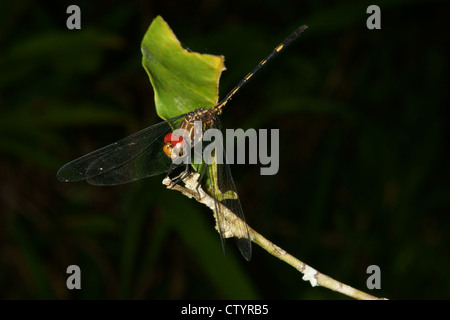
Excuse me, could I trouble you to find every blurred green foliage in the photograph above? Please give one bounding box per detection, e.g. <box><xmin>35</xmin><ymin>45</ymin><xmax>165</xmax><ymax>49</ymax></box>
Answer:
<box><xmin>0</xmin><ymin>0</ymin><xmax>448</xmax><ymax>299</ymax></box>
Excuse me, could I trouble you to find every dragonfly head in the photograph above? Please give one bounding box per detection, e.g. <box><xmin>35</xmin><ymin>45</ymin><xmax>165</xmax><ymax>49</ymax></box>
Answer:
<box><xmin>163</xmin><ymin>133</ymin><xmax>185</xmax><ymax>159</ymax></box>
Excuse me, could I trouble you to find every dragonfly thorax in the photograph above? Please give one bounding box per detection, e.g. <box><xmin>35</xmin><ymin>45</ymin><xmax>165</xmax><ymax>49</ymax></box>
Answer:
<box><xmin>163</xmin><ymin>108</ymin><xmax>218</xmax><ymax>159</ymax></box>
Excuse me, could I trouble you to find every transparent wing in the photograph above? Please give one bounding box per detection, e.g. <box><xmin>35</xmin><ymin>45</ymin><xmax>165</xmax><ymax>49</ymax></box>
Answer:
<box><xmin>57</xmin><ymin>114</ymin><xmax>185</xmax><ymax>186</ymax></box>
<box><xmin>207</xmin><ymin>147</ymin><xmax>252</xmax><ymax>261</ymax></box>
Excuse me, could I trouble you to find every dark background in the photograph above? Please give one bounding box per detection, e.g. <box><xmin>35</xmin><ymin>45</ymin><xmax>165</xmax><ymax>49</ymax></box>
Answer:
<box><xmin>1</xmin><ymin>0</ymin><xmax>448</xmax><ymax>299</ymax></box>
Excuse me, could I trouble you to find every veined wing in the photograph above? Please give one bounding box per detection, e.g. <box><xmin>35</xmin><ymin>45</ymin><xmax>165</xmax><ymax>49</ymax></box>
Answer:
<box><xmin>207</xmin><ymin>150</ymin><xmax>252</xmax><ymax>261</ymax></box>
<box><xmin>57</xmin><ymin>114</ymin><xmax>185</xmax><ymax>186</ymax></box>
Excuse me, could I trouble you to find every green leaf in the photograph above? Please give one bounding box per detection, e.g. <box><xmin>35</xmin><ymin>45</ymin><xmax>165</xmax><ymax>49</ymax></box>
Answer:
<box><xmin>141</xmin><ymin>16</ymin><xmax>224</xmax><ymax>120</ymax></box>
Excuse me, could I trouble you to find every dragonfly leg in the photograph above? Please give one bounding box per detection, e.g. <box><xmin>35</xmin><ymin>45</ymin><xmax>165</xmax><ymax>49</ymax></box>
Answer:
<box><xmin>167</xmin><ymin>163</ymin><xmax>191</xmax><ymax>188</ymax></box>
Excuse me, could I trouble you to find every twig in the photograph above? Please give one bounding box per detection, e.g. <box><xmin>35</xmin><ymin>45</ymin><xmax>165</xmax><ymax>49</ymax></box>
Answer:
<box><xmin>162</xmin><ymin>173</ymin><xmax>387</xmax><ymax>300</ymax></box>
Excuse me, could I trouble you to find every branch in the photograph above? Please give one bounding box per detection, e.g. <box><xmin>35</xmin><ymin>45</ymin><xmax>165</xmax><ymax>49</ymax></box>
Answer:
<box><xmin>162</xmin><ymin>173</ymin><xmax>387</xmax><ymax>300</ymax></box>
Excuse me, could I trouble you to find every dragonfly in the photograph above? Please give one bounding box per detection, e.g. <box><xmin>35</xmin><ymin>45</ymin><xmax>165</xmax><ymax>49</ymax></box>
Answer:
<box><xmin>57</xmin><ymin>25</ymin><xmax>308</xmax><ymax>261</ymax></box>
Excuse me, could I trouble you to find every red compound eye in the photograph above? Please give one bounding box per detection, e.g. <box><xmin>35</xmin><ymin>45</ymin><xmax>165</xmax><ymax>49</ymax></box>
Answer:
<box><xmin>164</xmin><ymin>133</ymin><xmax>185</xmax><ymax>146</ymax></box>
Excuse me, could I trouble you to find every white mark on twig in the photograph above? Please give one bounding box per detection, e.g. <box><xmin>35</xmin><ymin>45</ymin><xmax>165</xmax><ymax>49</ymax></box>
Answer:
<box><xmin>302</xmin><ymin>265</ymin><xmax>319</xmax><ymax>287</ymax></box>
